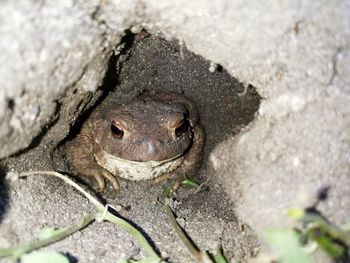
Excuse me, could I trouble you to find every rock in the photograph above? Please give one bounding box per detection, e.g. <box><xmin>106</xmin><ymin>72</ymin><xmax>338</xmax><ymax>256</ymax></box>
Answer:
<box><xmin>0</xmin><ymin>0</ymin><xmax>138</xmax><ymax>158</ymax></box>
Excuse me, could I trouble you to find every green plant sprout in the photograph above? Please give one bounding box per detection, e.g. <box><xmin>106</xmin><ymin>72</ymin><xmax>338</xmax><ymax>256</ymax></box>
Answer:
<box><xmin>265</xmin><ymin>188</ymin><xmax>350</xmax><ymax>263</ymax></box>
<box><xmin>289</xmin><ymin>207</ymin><xmax>350</xmax><ymax>259</ymax></box>
<box><xmin>181</xmin><ymin>176</ymin><xmax>201</xmax><ymax>189</ymax></box>
<box><xmin>180</xmin><ymin>174</ymin><xmax>208</xmax><ymax>193</ymax></box>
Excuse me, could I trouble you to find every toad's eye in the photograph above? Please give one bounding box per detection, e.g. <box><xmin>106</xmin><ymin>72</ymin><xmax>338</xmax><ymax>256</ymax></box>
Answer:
<box><xmin>111</xmin><ymin>122</ymin><xmax>124</xmax><ymax>139</ymax></box>
<box><xmin>175</xmin><ymin>118</ymin><xmax>189</xmax><ymax>137</ymax></box>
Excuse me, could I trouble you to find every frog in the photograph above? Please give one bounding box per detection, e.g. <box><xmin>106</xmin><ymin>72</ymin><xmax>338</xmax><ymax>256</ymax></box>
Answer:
<box><xmin>66</xmin><ymin>91</ymin><xmax>205</xmax><ymax>192</ymax></box>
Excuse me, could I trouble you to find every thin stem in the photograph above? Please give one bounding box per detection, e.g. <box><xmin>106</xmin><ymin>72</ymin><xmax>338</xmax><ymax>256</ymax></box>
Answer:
<box><xmin>103</xmin><ymin>211</ymin><xmax>159</xmax><ymax>258</ymax></box>
<box><xmin>18</xmin><ymin>171</ymin><xmax>104</xmax><ymax>210</ymax></box>
<box><xmin>0</xmin><ymin>213</ymin><xmax>95</xmax><ymax>260</ymax></box>
<box><xmin>164</xmin><ymin>204</ymin><xmax>207</xmax><ymax>262</ymax></box>
<box><xmin>16</xmin><ymin>171</ymin><xmax>161</xmax><ymax>260</ymax></box>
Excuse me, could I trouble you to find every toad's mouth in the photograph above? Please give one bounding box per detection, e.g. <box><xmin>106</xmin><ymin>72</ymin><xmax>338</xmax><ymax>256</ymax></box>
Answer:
<box><xmin>94</xmin><ymin>148</ymin><xmax>184</xmax><ymax>181</ymax></box>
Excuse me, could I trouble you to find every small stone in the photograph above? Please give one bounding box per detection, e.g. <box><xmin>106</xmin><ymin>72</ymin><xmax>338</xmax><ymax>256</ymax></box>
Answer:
<box><xmin>209</xmin><ymin>62</ymin><xmax>219</xmax><ymax>73</ymax></box>
<box><xmin>6</xmin><ymin>171</ymin><xmax>19</xmax><ymax>182</ymax></box>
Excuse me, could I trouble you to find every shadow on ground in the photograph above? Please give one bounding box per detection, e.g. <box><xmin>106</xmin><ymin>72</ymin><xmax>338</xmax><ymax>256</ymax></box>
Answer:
<box><xmin>0</xmin><ymin>162</ymin><xmax>8</xmax><ymax>223</ymax></box>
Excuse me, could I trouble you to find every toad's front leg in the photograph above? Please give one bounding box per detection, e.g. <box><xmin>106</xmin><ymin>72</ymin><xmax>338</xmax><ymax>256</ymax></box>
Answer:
<box><xmin>66</xmin><ymin>120</ymin><xmax>120</xmax><ymax>192</ymax></box>
<box><xmin>154</xmin><ymin>124</ymin><xmax>205</xmax><ymax>190</ymax></box>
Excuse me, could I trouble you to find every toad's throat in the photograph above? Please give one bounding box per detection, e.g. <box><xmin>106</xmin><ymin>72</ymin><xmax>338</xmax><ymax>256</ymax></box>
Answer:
<box><xmin>94</xmin><ymin>148</ymin><xmax>184</xmax><ymax>181</ymax></box>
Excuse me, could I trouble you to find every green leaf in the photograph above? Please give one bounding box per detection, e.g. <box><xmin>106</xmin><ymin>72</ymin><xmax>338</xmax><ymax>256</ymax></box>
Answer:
<box><xmin>21</xmin><ymin>251</ymin><xmax>69</xmax><ymax>263</ymax></box>
<box><xmin>181</xmin><ymin>178</ymin><xmax>200</xmax><ymax>189</ymax></box>
<box><xmin>265</xmin><ymin>229</ymin><xmax>312</xmax><ymax>263</ymax></box>
<box><xmin>287</xmin><ymin>208</ymin><xmax>305</xmax><ymax>220</ymax></box>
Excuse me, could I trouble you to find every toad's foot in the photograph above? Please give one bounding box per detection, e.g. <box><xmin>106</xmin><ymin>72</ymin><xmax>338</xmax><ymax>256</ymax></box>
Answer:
<box><xmin>153</xmin><ymin>170</ymin><xmax>185</xmax><ymax>191</ymax></box>
<box><xmin>79</xmin><ymin>164</ymin><xmax>120</xmax><ymax>192</ymax></box>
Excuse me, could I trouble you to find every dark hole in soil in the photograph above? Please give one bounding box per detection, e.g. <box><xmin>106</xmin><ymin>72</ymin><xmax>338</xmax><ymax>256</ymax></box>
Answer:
<box><xmin>7</xmin><ymin>99</ymin><xmax>15</xmax><ymax>110</ymax></box>
<box><xmin>83</xmin><ymin>32</ymin><xmax>262</xmax><ymax>184</ymax></box>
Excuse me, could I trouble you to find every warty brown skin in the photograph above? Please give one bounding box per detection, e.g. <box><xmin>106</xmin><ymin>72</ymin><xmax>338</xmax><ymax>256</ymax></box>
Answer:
<box><xmin>66</xmin><ymin>91</ymin><xmax>205</xmax><ymax>192</ymax></box>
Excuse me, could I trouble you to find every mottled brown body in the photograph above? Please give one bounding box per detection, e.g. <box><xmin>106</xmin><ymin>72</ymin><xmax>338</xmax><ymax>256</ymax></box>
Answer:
<box><xmin>66</xmin><ymin>91</ymin><xmax>205</xmax><ymax>192</ymax></box>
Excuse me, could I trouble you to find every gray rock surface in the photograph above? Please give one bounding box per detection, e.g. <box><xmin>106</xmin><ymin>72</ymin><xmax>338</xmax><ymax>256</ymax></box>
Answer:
<box><xmin>0</xmin><ymin>0</ymin><xmax>138</xmax><ymax>158</ymax></box>
<box><xmin>0</xmin><ymin>0</ymin><xmax>349</xmax><ymax>262</ymax></box>
<box><xmin>204</xmin><ymin>0</ymin><xmax>350</xmax><ymax>240</ymax></box>
<box><xmin>143</xmin><ymin>0</ymin><xmax>350</xmax><ymax>248</ymax></box>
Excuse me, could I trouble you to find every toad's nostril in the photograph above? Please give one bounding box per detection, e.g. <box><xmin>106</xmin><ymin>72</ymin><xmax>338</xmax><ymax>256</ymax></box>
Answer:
<box><xmin>147</xmin><ymin>139</ymin><xmax>161</xmax><ymax>156</ymax></box>
<box><xmin>138</xmin><ymin>138</ymin><xmax>164</xmax><ymax>160</ymax></box>
<box><xmin>147</xmin><ymin>144</ymin><xmax>158</xmax><ymax>156</ymax></box>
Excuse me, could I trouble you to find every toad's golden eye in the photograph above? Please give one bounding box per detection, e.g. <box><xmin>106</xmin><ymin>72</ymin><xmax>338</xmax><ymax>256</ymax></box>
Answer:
<box><xmin>175</xmin><ymin>118</ymin><xmax>189</xmax><ymax>137</ymax></box>
<box><xmin>111</xmin><ymin>121</ymin><xmax>124</xmax><ymax>139</ymax></box>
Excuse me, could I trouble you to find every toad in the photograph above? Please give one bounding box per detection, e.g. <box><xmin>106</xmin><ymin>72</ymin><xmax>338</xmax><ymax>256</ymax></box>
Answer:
<box><xmin>67</xmin><ymin>91</ymin><xmax>205</xmax><ymax>192</ymax></box>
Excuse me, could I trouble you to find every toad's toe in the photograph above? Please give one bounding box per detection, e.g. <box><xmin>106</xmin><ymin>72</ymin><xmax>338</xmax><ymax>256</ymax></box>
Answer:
<box><xmin>101</xmin><ymin>170</ymin><xmax>120</xmax><ymax>192</ymax></box>
<box><xmin>153</xmin><ymin>170</ymin><xmax>185</xmax><ymax>192</ymax></box>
